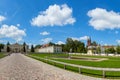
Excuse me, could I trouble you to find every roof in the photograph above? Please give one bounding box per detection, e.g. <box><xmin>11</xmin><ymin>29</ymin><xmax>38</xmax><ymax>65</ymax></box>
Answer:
<box><xmin>102</xmin><ymin>45</ymin><xmax>114</xmax><ymax>48</ymax></box>
<box><xmin>41</xmin><ymin>44</ymin><xmax>49</xmax><ymax>48</ymax></box>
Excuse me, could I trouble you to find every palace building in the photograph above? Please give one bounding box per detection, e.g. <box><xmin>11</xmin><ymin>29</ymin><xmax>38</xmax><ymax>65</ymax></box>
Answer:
<box><xmin>3</xmin><ymin>43</ymin><xmax>28</xmax><ymax>53</ymax></box>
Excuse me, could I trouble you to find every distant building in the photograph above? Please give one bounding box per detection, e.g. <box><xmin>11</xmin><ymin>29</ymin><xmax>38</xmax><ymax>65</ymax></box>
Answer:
<box><xmin>101</xmin><ymin>45</ymin><xmax>116</xmax><ymax>53</ymax></box>
<box><xmin>87</xmin><ymin>37</ymin><xmax>98</xmax><ymax>55</ymax></box>
<box><xmin>87</xmin><ymin>37</ymin><xmax>117</xmax><ymax>55</ymax></box>
<box><xmin>35</xmin><ymin>44</ymin><xmax>62</xmax><ymax>53</ymax></box>
<box><xmin>3</xmin><ymin>43</ymin><xmax>28</xmax><ymax>53</ymax></box>
<box><xmin>87</xmin><ymin>46</ymin><xmax>97</xmax><ymax>55</ymax></box>
<box><xmin>87</xmin><ymin>37</ymin><xmax>91</xmax><ymax>47</ymax></box>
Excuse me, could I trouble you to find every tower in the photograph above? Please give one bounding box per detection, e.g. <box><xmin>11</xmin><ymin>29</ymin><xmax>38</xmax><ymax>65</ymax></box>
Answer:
<box><xmin>87</xmin><ymin>37</ymin><xmax>91</xmax><ymax>47</ymax></box>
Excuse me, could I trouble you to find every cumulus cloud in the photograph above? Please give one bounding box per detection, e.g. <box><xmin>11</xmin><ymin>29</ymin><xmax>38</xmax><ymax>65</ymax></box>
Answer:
<box><xmin>116</xmin><ymin>40</ymin><xmax>120</xmax><ymax>44</ymax></box>
<box><xmin>40</xmin><ymin>31</ymin><xmax>50</xmax><ymax>35</ymax></box>
<box><xmin>41</xmin><ymin>38</ymin><xmax>52</xmax><ymax>43</ymax></box>
<box><xmin>0</xmin><ymin>15</ymin><xmax>6</xmax><ymax>22</ymax></box>
<box><xmin>87</xmin><ymin>8</ymin><xmax>120</xmax><ymax>30</ymax></box>
<box><xmin>56</xmin><ymin>41</ymin><xmax>65</xmax><ymax>45</ymax></box>
<box><xmin>0</xmin><ymin>24</ymin><xmax>26</xmax><ymax>42</ymax></box>
<box><xmin>31</xmin><ymin>4</ymin><xmax>75</xmax><ymax>27</ymax></box>
<box><xmin>72</xmin><ymin>36</ymin><xmax>89</xmax><ymax>41</ymax></box>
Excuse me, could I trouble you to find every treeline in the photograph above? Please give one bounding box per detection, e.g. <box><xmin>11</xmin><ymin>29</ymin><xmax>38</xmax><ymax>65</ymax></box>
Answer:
<box><xmin>104</xmin><ymin>46</ymin><xmax>120</xmax><ymax>54</ymax></box>
<box><xmin>0</xmin><ymin>44</ymin><xmax>4</xmax><ymax>52</ymax></box>
<box><xmin>35</xmin><ymin>38</ymin><xmax>87</xmax><ymax>53</ymax></box>
<box><xmin>61</xmin><ymin>38</ymin><xmax>86</xmax><ymax>53</ymax></box>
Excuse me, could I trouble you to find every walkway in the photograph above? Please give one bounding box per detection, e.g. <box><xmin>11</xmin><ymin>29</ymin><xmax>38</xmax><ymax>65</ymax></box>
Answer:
<box><xmin>0</xmin><ymin>53</ymin><xmax>108</xmax><ymax>80</ymax></box>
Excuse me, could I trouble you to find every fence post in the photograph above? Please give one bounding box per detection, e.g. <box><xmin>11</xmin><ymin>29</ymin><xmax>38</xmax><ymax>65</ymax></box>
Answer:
<box><xmin>64</xmin><ymin>64</ymin><xmax>66</xmax><ymax>69</ymax></box>
<box><xmin>79</xmin><ymin>67</ymin><xmax>82</xmax><ymax>74</ymax></box>
<box><xmin>103</xmin><ymin>70</ymin><xmax>105</xmax><ymax>78</ymax></box>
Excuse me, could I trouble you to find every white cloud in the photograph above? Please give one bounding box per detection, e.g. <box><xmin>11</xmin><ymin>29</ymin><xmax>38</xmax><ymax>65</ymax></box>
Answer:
<box><xmin>0</xmin><ymin>15</ymin><xmax>6</xmax><ymax>22</ymax></box>
<box><xmin>88</xmin><ymin>8</ymin><xmax>120</xmax><ymax>30</ymax></box>
<box><xmin>17</xmin><ymin>24</ymin><xmax>20</xmax><ymax>27</ymax></box>
<box><xmin>56</xmin><ymin>41</ymin><xmax>65</xmax><ymax>45</ymax></box>
<box><xmin>40</xmin><ymin>31</ymin><xmax>50</xmax><ymax>35</ymax></box>
<box><xmin>0</xmin><ymin>40</ymin><xmax>6</xmax><ymax>43</ymax></box>
<box><xmin>104</xmin><ymin>44</ymin><xmax>108</xmax><ymax>46</ymax></box>
<box><xmin>0</xmin><ymin>24</ymin><xmax>26</xmax><ymax>42</ymax></box>
<box><xmin>31</xmin><ymin>4</ymin><xmax>75</xmax><ymax>27</ymax></box>
<box><xmin>72</xmin><ymin>36</ymin><xmax>89</xmax><ymax>41</ymax></box>
<box><xmin>41</xmin><ymin>38</ymin><xmax>52</xmax><ymax>43</ymax></box>
<box><xmin>116</xmin><ymin>40</ymin><xmax>120</xmax><ymax>44</ymax></box>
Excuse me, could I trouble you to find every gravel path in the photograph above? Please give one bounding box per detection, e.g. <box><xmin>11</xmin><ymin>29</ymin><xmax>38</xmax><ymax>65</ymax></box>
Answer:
<box><xmin>0</xmin><ymin>53</ymin><xmax>108</xmax><ymax>80</ymax></box>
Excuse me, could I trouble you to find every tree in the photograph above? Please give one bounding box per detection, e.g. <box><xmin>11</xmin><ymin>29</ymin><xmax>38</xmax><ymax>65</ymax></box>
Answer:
<box><xmin>96</xmin><ymin>46</ymin><xmax>101</xmax><ymax>54</ymax></box>
<box><xmin>116</xmin><ymin>45</ymin><xmax>120</xmax><ymax>54</ymax></box>
<box><xmin>105</xmin><ymin>47</ymin><xmax>115</xmax><ymax>54</ymax></box>
<box><xmin>7</xmin><ymin>42</ymin><xmax>10</xmax><ymax>52</ymax></box>
<box><xmin>49</xmin><ymin>42</ymin><xmax>55</xmax><ymax>46</ymax></box>
<box><xmin>23</xmin><ymin>42</ymin><xmax>26</xmax><ymax>52</ymax></box>
<box><xmin>35</xmin><ymin>44</ymin><xmax>42</xmax><ymax>49</ymax></box>
<box><xmin>0</xmin><ymin>44</ymin><xmax>4</xmax><ymax>52</ymax></box>
<box><xmin>63</xmin><ymin>38</ymin><xmax>86</xmax><ymax>53</ymax></box>
<box><xmin>61</xmin><ymin>44</ymin><xmax>68</xmax><ymax>52</ymax></box>
<box><xmin>65</xmin><ymin>38</ymin><xmax>74</xmax><ymax>52</ymax></box>
<box><xmin>31</xmin><ymin>45</ymin><xmax>34</xmax><ymax>52</ymax></box>
<box><xmin>91</xmin><ymin>41</ymin><xmax>97</xmax><ymax>46</ymax></box>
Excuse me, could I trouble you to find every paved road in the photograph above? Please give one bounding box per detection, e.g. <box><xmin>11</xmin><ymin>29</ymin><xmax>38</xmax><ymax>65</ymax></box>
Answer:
<box><xmin>0</xmin><ymin>53</ymin><xmax>108</xmax><ymax>80</ymax></box>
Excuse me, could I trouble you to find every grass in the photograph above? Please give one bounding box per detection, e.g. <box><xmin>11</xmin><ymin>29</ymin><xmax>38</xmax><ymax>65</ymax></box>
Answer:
<box><xmin>0</xmin><ymin>52</ymin><xmax>7</xmax><ymax>58</ymax></box>
<box><xmin>27</xmin><ymin>53</ymin><xmax>120</xmax><ymax>78</ymax></box>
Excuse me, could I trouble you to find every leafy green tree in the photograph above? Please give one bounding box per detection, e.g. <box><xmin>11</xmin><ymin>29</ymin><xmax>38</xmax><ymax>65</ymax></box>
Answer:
<box><xmin>63</xmin><ymin>38</ymin><xmax>86</xmax><ymax>53</ymax></box>
<box><xmin>35</xmin><ymin>44</ymin><xmax>42</xmax><ymax>49</ymax></box>
<box><xmin>105</xmin><ymin>47</ymin><xmax>115</xmax><ymax>54</ymax></box>
<box><xmin>61</xmin><ymin>44</ymin><xmax>68</xmax><ymax>52</ymax></box>
<box><xmin>7</xmin><ymin>42</ymin><xmax>10</xmax><ymax>52</ymax></box>
<box><xmin>91</xmin><ymin>41</ymin><xmax>97</xmax><ymax>46</ymax></box>
<box><xmin>49</xmin><ymin>42</ymin><xmax>55</xmax><ymax>46</ymax></box>
<box><xmin>77</xmin><ymin>41</ymin><xmax>86</xmax><ymax>53</ymax></box>
<box><xmin>31</xmin><ymin>45</ymin><xmax>34</xmax><ymax>52</ymax></box>
<box><xmin>116</xmin><ymin>45</ymin><xmax>120</xmax><ymax>54</ymax></box>
<box><xmin>66</xmin><ymin>38</ymin><xmax>74</xmax><ymax>52</ymax></box>
<box><xmin>23</xmin><ymin>42</ymin><xmax>26</xmax><ymax>52</ymax></box>
<box><xmin>96</xmin><ymin>47</ymin><xmax>101</xmax><ymax>54</ymax></box>
<box><xmin>0</xmin><ymin>44</ymin><xmax>4</xmax><ymax>52</ymax></box>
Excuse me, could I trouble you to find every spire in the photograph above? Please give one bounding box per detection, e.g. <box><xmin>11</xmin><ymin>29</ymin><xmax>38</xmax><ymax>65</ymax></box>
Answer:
<box><xmin>87</xmin><ymin>37</ymin><xmax>91</xmax><ymax>47</ymax></box>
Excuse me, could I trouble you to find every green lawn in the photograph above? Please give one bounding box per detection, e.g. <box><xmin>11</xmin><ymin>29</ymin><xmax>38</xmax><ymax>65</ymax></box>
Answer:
<box><xmin>28</xmin><ymin>53</ymin><xmax>120</xmax><ymax>68</ymax></box>
<box><xmin>0</xmin><ymin>53</ymin><xmax>7</xmax><ymax>58</ymax></box>
<box><xmin>27</xmin><ymin>53</ymin><xmax>120</xmax><ymax>78</ymax></box>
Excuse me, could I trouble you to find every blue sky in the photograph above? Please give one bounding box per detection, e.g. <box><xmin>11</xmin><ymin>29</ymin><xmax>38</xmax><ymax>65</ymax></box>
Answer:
<box><xmin>0</xmin><ymin>0</ymin><xmax>120</xmax><ymax>46</ymax></box>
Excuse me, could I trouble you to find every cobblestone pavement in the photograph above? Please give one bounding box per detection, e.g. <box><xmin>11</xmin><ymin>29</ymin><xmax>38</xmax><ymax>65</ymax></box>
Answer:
<box><xmin>0</xmin><ymin>53</ymin><xmax>108</xmax><ymax>80</ymax></box>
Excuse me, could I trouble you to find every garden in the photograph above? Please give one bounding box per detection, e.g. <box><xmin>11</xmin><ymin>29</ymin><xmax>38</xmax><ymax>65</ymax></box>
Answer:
<box><xmin>28</xmin><ymin>53</ymin><xmax>120</xmax><ymax>79</ymax></box>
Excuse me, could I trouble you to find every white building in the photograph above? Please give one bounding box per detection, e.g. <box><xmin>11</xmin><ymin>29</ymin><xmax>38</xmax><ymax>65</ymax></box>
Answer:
<box><xmin>36</xmin><ymin>46</ymin><xmax>62</xmax><ymax>53</ymax></box>
<box><xmin>87</xmin><ymin>46</ymin><xmax>97</xmax><ymax>55</ymax></box>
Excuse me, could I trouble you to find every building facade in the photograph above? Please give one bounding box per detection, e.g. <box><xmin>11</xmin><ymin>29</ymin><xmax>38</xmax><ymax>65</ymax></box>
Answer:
<box><xmin>3</xmin><ymin>43</ymin><xmax>28</xmax><ymax>53</ymax></box>
<box><xmin>35</xmin><ymin>46</ymin><xmax>62</xmax><ymax>53</ymax></box>
<box><xmin>101</xmin><ymin>45</ymin><xmax>116</xmax><ymax>53</ymax></box>
<box><xmin>87</xmin><ymin>37</ymin><xmax>98</xmax><ymax>55</ymax></box>
<box><xmin>86</xmin><ymin>37</ymin><xmax>116</xmax><ymax>55</ymax></box>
